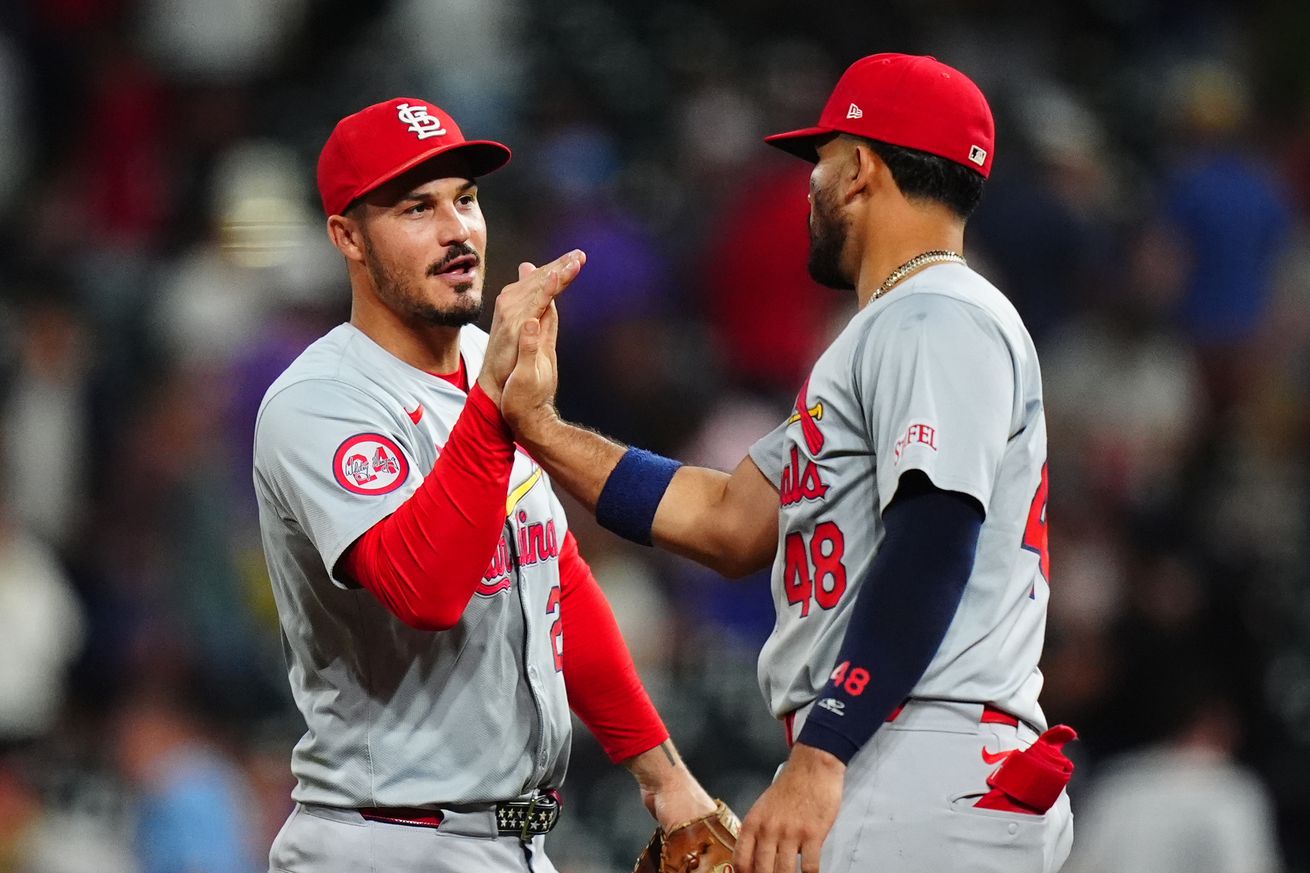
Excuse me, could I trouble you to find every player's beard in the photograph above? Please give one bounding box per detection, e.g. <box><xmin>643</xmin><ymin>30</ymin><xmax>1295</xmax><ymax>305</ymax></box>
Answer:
<box><xmin>364</xmin><ymin>239</ymin><xmax>485</xmax><ymax>328</ymax></box>
<box><xmin>807</xmin><ymin>182</ymin><xmax>856</xmax><ymax>291</ymax></box>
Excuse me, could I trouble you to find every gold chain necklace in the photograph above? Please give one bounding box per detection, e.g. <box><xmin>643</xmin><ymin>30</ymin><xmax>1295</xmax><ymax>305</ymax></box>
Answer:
<box><xmin>872</xmin><ymin>249</ymin><xmax>967</xmax><ymax>301</ymax></box>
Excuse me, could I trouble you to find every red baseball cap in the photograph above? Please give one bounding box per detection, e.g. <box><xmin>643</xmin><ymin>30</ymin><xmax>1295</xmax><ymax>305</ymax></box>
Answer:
<box><xmin>764</xmin><ymin>53</ymin><xmax>995</xmax><ymax>178</ymax></box>
<box><xmin>317</xmin><ymin>97</ymin><xmax>512</xmax><ymax>216</ymax></box>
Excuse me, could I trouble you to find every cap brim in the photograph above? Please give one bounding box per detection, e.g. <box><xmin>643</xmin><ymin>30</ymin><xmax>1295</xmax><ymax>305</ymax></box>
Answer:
<box><xmin>342</xmin><ymin>140</ymin><xmax>513</xmax><ymax>214</ymax></box>
<box><xmin>763</xmin><ymin>126</ymin><xmax>834</xmax><ymax>162</ymax></box>
<box><xmin>437</xmin><ymin>140</ymin><xmax>514</xmax><ymax>177</ymax></box>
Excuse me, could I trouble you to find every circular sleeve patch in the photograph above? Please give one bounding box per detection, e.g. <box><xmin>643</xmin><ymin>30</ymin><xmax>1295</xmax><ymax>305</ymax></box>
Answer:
<box><xmin>332</xmin><ymin>433</ymin><xmax>411</xmax><ymax>495</ymax></box>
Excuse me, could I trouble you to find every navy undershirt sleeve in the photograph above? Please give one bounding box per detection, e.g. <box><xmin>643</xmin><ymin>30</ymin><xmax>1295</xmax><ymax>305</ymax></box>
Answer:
<box><xmin>796</xmin><ymin>471</ymin><xmax>984</xmax><ymax>763</ymax></box>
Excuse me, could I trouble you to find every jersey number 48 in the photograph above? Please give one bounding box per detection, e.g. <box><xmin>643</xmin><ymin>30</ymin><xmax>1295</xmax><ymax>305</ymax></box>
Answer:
<box><xmin>784</xmin><ymin>522</ymin><xmax>847</xmax><ymax>617</ymax></box>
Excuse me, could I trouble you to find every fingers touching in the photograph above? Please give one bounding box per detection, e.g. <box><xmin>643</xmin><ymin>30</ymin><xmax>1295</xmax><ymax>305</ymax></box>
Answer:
<box><xmin>527</xmin><ymin>249</ymin><xmax>585</xmax><ymax>310</ymax></box>
<box><xmin>519</xmin><ymin>317</ymin><xmax>541</xmax><ymax>354</ymax></box>
<box><xmin>477</xmin><ymin>249</ymin><xmax>582</xmax><ymax>403</ymax></box>
<box><xmin>541</xmin><ymin>301</ymin><xmax>559</xmax><ymax>349</ymax></box>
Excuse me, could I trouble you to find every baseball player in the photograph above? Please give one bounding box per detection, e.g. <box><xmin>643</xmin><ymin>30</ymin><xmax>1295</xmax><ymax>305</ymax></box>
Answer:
<box><xmin>496</xmin><ymin>54</ymin><xmax>1075</xmax><ymax>873</ymax></box>
<box><xmin>252</xmin><ymin>98</ymin><xmax>718</xmax><ymax>873</ymax></box>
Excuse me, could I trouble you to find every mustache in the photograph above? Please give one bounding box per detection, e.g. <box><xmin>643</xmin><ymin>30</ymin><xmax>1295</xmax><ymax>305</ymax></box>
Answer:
<box><xmin>427</xmin><ymin>243</ymin><xmax>481</xmax><ymax>277</ymax></box>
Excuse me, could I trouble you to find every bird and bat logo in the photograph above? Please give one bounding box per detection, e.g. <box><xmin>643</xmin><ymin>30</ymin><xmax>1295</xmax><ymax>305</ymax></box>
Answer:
<box><xmin>782</xmin><ymin>377</ymin><xmax>830</xmax><ymax>507</ymax></box>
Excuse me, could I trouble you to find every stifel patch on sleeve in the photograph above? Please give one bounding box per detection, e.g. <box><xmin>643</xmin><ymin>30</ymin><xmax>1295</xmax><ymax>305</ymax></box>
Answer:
<box><xmin>894</xmin><ymin>422</ymin><xmax>938</xmax><ymax>463</ymax></box>
<box><xmin>333</xmin><ymin>433</ymin><xmax>410</xmax><ymax>495</ymax></box>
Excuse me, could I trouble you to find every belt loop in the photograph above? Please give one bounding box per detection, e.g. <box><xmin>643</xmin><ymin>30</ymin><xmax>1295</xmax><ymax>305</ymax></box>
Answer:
<box><xmin>981</xmin><ymin>704</ymin><xmax>1021</xmax><ymax>728</ymax></box>
<box><xmin>519</xmin><ymin>794</ymin><xmax>539</xmax><ymax>843</ymax></box>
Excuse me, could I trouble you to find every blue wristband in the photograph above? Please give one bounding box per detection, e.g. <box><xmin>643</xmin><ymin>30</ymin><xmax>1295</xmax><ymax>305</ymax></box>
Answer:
<box><xmin>595</xmin><ymin>448</ymin><xmax>683</xmax><ymax>546</ymax></box>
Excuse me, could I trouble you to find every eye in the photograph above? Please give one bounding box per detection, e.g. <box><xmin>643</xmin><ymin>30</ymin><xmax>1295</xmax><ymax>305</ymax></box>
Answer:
<box><xmin>405</xmin><ymin>202</ymin><xmax>430</xmax><ymax>215</ymax></box>
<box><xmin>457</xmin><ymin>193</ymin><xmax>478</xmax><ymax>207</ymax></box>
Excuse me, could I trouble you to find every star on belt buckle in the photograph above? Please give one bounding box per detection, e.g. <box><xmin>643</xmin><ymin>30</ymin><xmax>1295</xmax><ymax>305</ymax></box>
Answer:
<box><xmin>515</xmin><ymin>790</ymin><xmax>561</xmax><ymax>842</ymax></box>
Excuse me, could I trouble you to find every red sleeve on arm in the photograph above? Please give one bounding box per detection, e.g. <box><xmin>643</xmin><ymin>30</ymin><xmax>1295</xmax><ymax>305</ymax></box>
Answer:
<box><xmin>558</xmin><ymin>531</ymin><xmax>670</xmax><ymax>762</ymax></box>
<box><xmin>340</xmin><ymin>384</ymin><xmax>514</xmax><ymax>630</ymax></box>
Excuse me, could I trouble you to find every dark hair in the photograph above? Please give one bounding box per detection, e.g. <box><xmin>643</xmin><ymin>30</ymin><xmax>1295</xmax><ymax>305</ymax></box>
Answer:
<box><xmin>860</xmin><ymin>137</ymin><xmax>986</xmax><ymax>220</ymax></box>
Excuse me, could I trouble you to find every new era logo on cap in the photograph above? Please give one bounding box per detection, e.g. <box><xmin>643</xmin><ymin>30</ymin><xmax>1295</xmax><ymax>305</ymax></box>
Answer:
<box><xmin>968</xmin><ymin>144</ymin><xmax>987</xmax><ymax>166</ymax></box>
<box><xmin>847</xmin><ymin>103</ymin><xmax>864</xmax><ymax>120</ymax></box>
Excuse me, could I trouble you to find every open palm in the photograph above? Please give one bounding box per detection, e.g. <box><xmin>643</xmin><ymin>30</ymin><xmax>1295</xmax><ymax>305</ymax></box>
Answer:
<box><xmin>502</xmin><ymin>301</ymin><xmax>560</xmax><ymax>436</ymax></box>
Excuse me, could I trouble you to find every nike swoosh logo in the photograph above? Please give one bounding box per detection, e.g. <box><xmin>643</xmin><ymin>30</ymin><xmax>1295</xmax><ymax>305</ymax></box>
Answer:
<box><xmin>406</xmin><ymin>404</ymin><xmax>424</xmax><ymax>425</ymax></box>
<box><xmin>981</xmin><ymin>747</ymin><xmax>1014</xmax><ymax>766</ymax></box>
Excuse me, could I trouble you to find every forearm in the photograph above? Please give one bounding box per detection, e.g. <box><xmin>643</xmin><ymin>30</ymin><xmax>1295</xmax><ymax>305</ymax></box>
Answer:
<box><xmin>651</xmin><ymin>467</ymin><xmax>731</xmax><ymax>565</ymax></box>
<box><xmin>623</xmin><ymin>739</ymin><xmax>717</xmax><ymax>828</ymax></box>
<box><xmin>519</xmin><ymin>416</ymin><xmax>774</xmax><ymax>576</ymax></box>
<box><xmin>652</xmin><ymin>461</ymin><xmax>775</xmax><ymax>577</ymax></box>
<box><xmin>622</xmin><ymin>739</ymin><xmax>688</xmax><ymax>788</ymax></box>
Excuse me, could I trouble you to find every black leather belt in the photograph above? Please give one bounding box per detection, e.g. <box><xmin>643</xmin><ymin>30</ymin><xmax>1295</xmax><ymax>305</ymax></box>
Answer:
<box><xmin>359</xmin><ymin>789</ymin><xmax>562</xmax><ymax>841</ymax></box>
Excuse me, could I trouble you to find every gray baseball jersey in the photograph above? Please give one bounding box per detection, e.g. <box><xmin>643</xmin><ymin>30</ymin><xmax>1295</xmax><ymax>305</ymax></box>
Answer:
<box><xmin>253</xmin><ymin>323</ymin><xmax>572</xmax><ymax>809</ymax></box>
<box><xmin>749</xmin><ymin>262</ymin><xmax>1050</xmax><ymax>730</ymax></box>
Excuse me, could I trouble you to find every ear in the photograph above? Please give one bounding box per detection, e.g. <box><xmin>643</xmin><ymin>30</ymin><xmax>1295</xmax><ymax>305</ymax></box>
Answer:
<box><xmin>327</xmin><ymin>214</ymin><xmax>367</xmax><ymax>265</ymax></box>
<box><xmin>845</xmin><ymin>141</ymin><xmax>889</xmax><ymax>202</ymax></box>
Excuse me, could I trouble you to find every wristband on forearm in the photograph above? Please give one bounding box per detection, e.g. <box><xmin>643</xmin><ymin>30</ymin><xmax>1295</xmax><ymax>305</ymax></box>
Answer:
<box><xmin>595</xmin><ymin>448</ymin><xmax>683</xmax><ymax>546</ymax></box>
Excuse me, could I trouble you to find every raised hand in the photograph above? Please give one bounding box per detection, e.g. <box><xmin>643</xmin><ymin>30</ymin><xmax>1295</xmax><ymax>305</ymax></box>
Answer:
<box><xmin>476</xmin><ymin>249</ymin><xmax>584</xmax><ymax>404</ymax></box>
<box><xmin>501</xmin><ymin>300</ymin><xmax>562</xmax><ymax>438</ymax></box>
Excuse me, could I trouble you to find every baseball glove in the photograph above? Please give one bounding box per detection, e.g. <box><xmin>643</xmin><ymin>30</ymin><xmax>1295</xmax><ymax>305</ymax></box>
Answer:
<box><xmin>633</xmin><ymin>799</ymin><xmax>740</xmax><ymax>873</ymax></box>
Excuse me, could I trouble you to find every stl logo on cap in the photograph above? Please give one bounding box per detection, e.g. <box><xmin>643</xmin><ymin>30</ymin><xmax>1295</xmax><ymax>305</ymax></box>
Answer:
<box><xmin>396</xmin><ymin>102</ymin><xmax>447</xmax><ymax>140</ymax></box>
<box><xmin>333</xmin><ymin>433</ymin><xmax>411</xmax><ymax>495</ymax></box>
<box><xmin>317</xmin><ymin>97</ymin><xmax>511</xmax><ymax>216</ymax></box>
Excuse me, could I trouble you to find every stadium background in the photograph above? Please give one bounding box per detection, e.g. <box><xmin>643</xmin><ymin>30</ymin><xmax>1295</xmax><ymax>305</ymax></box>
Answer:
<box><xmin>0</xmin><ymin>0</ymin><xmax>1308</xmax><ymax>870</ymax></box>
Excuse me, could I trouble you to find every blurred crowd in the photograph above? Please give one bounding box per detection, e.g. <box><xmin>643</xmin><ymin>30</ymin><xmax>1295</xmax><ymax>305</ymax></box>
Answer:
<box><xmin>1</xmin><ymin>0</ymin><xmax>1308</xmax><ymax>871</ymax></box>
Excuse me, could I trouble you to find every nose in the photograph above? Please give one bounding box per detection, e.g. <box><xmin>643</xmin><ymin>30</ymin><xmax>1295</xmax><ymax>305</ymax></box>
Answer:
<box><xmin>433</xmin><ymin>203</ymin><xmax>473</xmax><ymax>248</ymax></box>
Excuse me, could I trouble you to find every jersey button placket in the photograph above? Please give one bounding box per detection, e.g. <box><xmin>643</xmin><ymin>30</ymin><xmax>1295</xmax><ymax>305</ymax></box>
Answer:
<box><xmin>508</xmin><ymin>519</ymin><xmax>552</xmax><ymax>783</ymax></box>
<box><xmin>525</xmin><ymin>664</ymin><xmax>550</xmax><ymax>770</ymax></box>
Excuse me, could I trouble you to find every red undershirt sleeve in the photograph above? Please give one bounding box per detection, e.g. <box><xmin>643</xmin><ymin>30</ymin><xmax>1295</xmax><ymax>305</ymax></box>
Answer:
<box><xmin>558</xmin><ymin>531</ymin><xmax>670</xmax><ymax>762</ymax></box>
<box><xmin>340</xmin><ymin>383</ymin><xmax>515</xmax><ymax>631</ymax></box>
